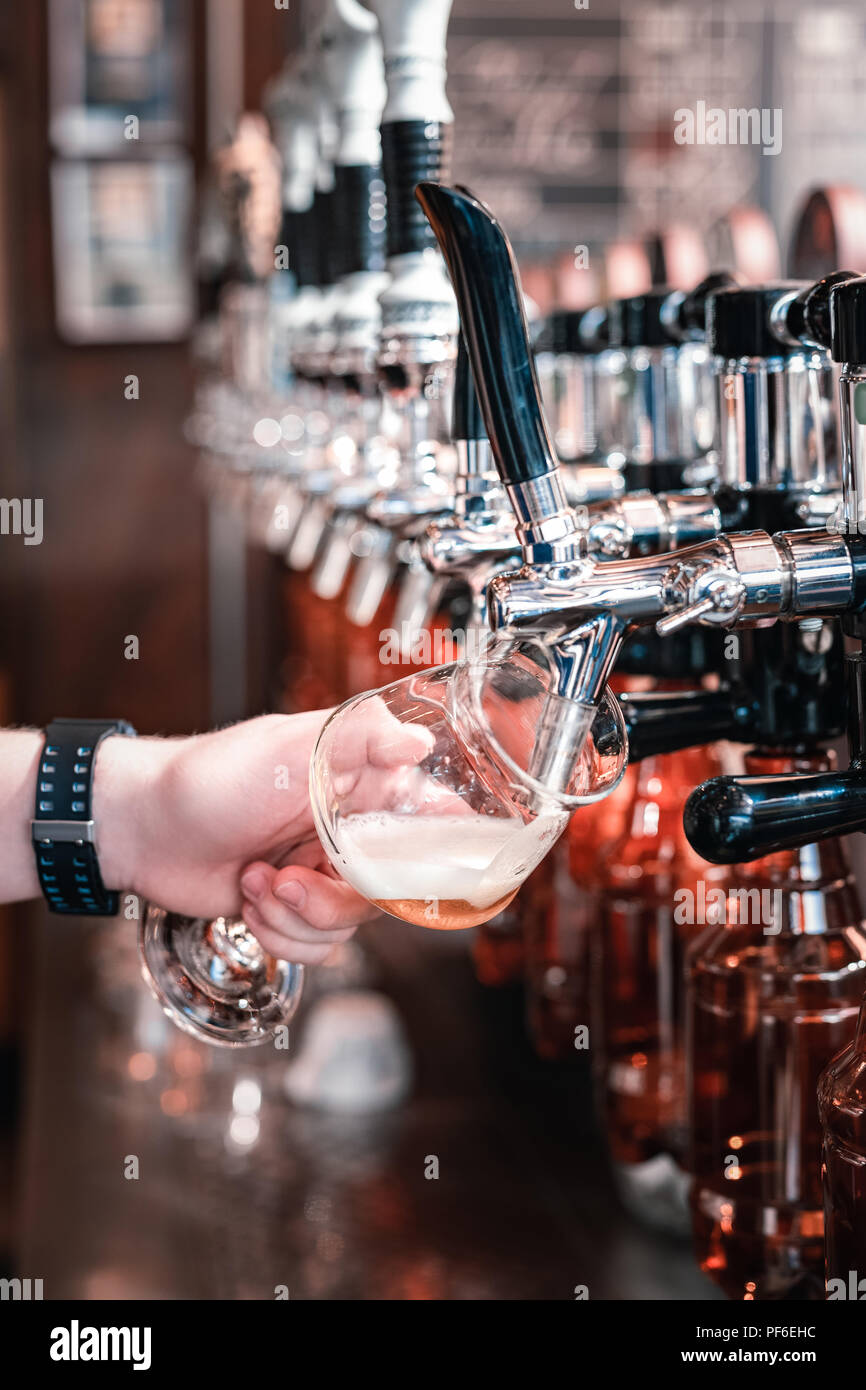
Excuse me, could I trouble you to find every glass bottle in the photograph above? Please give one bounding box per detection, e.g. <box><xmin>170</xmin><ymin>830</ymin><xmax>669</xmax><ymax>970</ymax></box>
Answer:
<box><xmin>818</xmin><ymin>994</ymin><xmax>866</xmax><ymax>1297</ymax></box>
<box><xmin>520</xmin><ymin>676</ymin><xmax>640</xmax><ymax>1035</ymax></box>
<box><xmin>595</xmin><ymin>742</ymin><xmax>726</xmax><ymax>1234</ymax></box>
<box><xmin>688</xmin><ymin>752</ymin><xmax>866</xmax><ymax>1300</ymax></box>
<box><xmin>524</xmin><ymin>764</ymin><xmax>637</xmax><ymax>1058</ymax></box>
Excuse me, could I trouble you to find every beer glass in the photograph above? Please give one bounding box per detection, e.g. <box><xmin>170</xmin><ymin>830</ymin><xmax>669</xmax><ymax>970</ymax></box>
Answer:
<box><xmin>309</xmin><ymin>637</ymin><xmax>628</xmax><ymax>929</ymax></box>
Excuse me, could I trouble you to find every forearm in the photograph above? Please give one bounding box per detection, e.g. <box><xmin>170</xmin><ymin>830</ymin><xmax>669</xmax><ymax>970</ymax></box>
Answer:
<box><xmin>0</xmin><ymin>728</ymin><xmax>176</xmax><ymax>907</ymax></box>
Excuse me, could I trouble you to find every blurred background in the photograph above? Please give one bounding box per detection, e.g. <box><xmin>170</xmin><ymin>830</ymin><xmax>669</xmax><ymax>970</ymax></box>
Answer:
<box><xmin>1</xmin><ymin>0</ymin><xmax>866</xmax><ymax>1300</ymax></box>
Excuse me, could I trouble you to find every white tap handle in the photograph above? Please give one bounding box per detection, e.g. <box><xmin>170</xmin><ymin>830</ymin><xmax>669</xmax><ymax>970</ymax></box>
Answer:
<box><xmin>362</xmin><ymin>0</ymin><xmax>454</xmax><ymax>124</ymax></box>
<box><xmin>264</xmin><ymin>62</ymin><xmax>319</xmax><ymax>213</ymax></box>
<box><xmin>322</xmin><ymin>0</ymin><xmax>386</xmax><ymax>167</ymax></box>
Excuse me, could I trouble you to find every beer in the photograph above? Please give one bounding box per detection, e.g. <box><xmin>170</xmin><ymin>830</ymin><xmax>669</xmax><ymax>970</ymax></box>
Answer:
<box><xmin>688</xmin><ymin>755</ymin><xmax>866</xmax><ymax>1299</ymax></box>
<box><xmin>819</xmin><ymin>996</ymin><xmax>866</xmax><ymax>1295</ymax></box>
<box><xmin>332</xmin><ymin>811</ymin><xmax>565</xmax><ymax>930</ymax></box>
<box><xmin>595</xmin><ymin>744</ymin><xmax>727</xmax><ymax>1234</ymax></box>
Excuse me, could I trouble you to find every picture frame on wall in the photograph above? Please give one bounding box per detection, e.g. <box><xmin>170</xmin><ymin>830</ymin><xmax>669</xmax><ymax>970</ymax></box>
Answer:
<box><xmin>48</xmin><ymin>0</ymin><xmax>191</xmax><ymax>155</ymax></box>
<box><xmin>51</xmin><ymin>156</ymin><xmax>194</xmax><ymax>342</ymax></box>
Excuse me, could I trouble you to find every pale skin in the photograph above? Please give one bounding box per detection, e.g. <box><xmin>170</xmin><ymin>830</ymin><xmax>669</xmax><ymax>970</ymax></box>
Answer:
<box><xmin>0</xmin><ymin>710</ymin><xmax>431</xmax><ymax>966</ymax></box>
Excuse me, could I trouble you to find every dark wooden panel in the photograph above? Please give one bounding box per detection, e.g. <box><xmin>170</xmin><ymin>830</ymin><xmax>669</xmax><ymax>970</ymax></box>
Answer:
<box><xmin>243</xmin><ymin>0</ymin><xmax>300</xmax><ymax>112</ymax></box>
<box><xmin>13</xmin><ymin>342</ymin><xmax>209</xmax><ymax>733</ymax></box>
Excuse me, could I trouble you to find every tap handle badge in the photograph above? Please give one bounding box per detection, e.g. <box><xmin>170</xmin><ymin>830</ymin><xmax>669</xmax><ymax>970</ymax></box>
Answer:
<box><xmin>415</xmin><ymin>182</ymin><xmax>560</xmax><ymax>486</ymax></box>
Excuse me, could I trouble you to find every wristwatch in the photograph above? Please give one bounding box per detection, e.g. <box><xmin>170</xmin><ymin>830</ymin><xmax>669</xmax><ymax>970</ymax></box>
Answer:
<box><xmin>31</xmin><ymin>718</ymin><xmax>137</xmax><ymax>916</ymax></box>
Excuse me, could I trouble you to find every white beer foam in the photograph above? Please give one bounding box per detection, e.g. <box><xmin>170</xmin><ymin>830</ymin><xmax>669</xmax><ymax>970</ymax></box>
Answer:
<box><xmin>334</xmin><ymin>811</ymin><xmax>565</xmax><ymax>909</ymax></box>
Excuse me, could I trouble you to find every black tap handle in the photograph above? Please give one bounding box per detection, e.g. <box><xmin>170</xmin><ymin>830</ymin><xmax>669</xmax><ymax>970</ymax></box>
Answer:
<box><xmin>415</xmin><ymin>182</ymin><xmax>559</xmax><ymax>485</ymax></box>
<box><xmin>451</xmin><ymin>333</ymin><xmax>486</xmax><ymax>443</ymax></box>
<box><xmin>785</xmin><ymin>270</ymin><xmax>861</xmax><ymax>350</ymax></box>
<box><xmin>665</xmin><ymin>271</ymin><xmax>743</xmax><ymax>341</ymax></box>
<box><xmin>684</xmin><ymin>768</ymin><xmax>866</xmax><ymax>864</ymax></box>
<box><xmin>314</xmin><ymin>187</ymin><xmax>339</xmax><ymax>288</ymax></box>
<box><xmin>619</xmin><ymin>688</ymin><xmax>756</xmax><ymax>761</ymax></box>
<box><xmin>332</xmin><ymin>164</ymin><xmax>387</xmax><ymax>279</ymax></box>
<box><xmin>382</xmin><ymin>121</ymin><xmax>453</xmax><ymax>259</ymax></box>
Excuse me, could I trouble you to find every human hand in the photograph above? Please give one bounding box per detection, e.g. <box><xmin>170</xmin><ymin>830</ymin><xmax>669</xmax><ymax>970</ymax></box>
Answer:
<box><xmin>94</xmin><ymin>707</ymin><xmax>432</xmax><ymax>964</ymax></box>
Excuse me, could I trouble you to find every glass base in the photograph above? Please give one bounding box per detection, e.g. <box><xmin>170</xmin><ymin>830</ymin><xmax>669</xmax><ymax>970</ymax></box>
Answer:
<box><xmin>140</xmin><ymin>903</ymin><xmax>304</xmax><ymax>1047</ymax></box>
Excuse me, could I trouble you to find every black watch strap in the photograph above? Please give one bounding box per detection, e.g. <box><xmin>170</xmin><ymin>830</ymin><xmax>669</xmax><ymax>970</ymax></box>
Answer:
<box><xmin>31</xmin><ymin>718</ymin><xmax>137</xmax><ymax>916</ymax></box>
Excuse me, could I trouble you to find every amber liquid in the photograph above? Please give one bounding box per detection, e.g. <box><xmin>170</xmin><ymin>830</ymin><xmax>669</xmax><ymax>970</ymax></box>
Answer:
<box><xmin>688</xmin><ymin>754</ymin><xmax>866</xmax><ymax>1300</ymax></box>
<box><xmin>524</xmin><ymin>771</ymin><xmax>635</xmax><ymax>1060</ymax></box>
<box><xmin>523</xmin><ymin>679</ymin><xmax>641</xmax><ymax>1054</ymax></box>
<box><xmin>282</xmin><ymin>569</ymin><xmax>345</xmax><ymax>710</ymax></box>
<box><xmin>373</xmin><ymin>889</ymin><xmax>520</xmax><ymax>931</ymax></box>
<box><xmin>595</xmin><ymin>745</ymin><xmax>726</xmax><ymax>1232</ymax></box>
<box><xmin>819</xmin><ymin>1000</ymin><xmax>866</xmax><ymax>1294</ymax></box>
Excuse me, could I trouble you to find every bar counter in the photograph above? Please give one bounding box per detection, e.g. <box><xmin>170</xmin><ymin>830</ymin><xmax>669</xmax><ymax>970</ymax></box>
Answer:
<box><xmin>18</xmin><ymin>909</ymin><xmax>721</xmax><ymax>1301</ymax></box>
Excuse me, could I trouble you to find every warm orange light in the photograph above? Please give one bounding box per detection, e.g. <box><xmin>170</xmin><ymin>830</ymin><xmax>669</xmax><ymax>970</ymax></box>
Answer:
<box><xmin>160</xmin><ymin>1088</ymin><xmax>187</xmax><ymax>1117</ymax></box>
<box><xmin>172</xmin><ymin>1045</ymin><xmax>205</xmax><ymax>1079</ymax></box>
<box><xmin>127</xmin><ymin>1051</ymin><xmax>156</xmax><ymax>1081</ymax></box>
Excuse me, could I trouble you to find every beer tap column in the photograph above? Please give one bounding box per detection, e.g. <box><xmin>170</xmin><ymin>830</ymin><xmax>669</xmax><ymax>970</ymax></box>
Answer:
<box><xmin>684</xmin><ymin>274</ymin><xmax>866</xmax><ymax>861</ymax></box>
<box><xmin>342</xmin><ymin>0</ymin><xmax>457</xmax><ymax>642</ymax></box>
<box><xmin>286</xmin><ymin>0</ymin><xmax>387</xmax><ymax>574</ymax></box>
<box><xmin>196</xmin><ymin>112</ymin><xmax>282</xmax><ymax>513</ymax></box>
<box><xmin>579</xmin><ymin>275</ymin><xmax>838</xmax><ymax>561</ymax></box>
<box><xmin>262</xmin><ymin>55</ymin><xmax>321</xmax><ymax>393</ymax></box>
<box><xmin>366</xmin><ymin>0</ymin><xmax>458</xmax><ymax>514</ymax></box>
<box><xmin>243</xmin><ymin>58</ymin><xmax>323</xmax><ymax>552</ymax></box>
<box><xmin>419</xmin><ymin>336</ymin><xmax>518</xmax><ymax>635</ymax></box>
<box><xmin>538</xmin><ymin>307</ymin><xmax>626</xmax><ymax>506</ymax></box>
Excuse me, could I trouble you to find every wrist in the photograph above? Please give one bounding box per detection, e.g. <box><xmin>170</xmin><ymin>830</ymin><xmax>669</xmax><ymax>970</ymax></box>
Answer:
<box><xmin>1</xmin><ymin>731</ymin><xmax>45</xmax><ymax>903</ymax></box>
<box><xmin>92</xmin><ymin>734</ymin><xmax>179</xmax><ymax>900</ymax></box>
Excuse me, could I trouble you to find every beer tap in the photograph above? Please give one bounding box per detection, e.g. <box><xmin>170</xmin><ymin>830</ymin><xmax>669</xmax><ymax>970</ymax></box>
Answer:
<box><xmin>240</xmin><ymin>56</ymin><xmax>323</xmax><ymax>550</ymax></box>
<box><xmin>535</xmin><ymin>305</ymin><xmax>627</xmax><ymax>506</ymax></box>
<box><xmin>411</xmin><ymin>187</ymin><xmax>866</xmax><ymax>1263</ymax></box>
<box><xmin>192</xmin><ymin>112</ymin><xmax>283</xmax><ymax>513</ymax></box>
<box><xmin>284</xmin><ymin>0</ymin><xmax>388</xmax><ymax>574</ymax></box>
<box><xmin>418</xmin><ymin>334</ymin><xmax>517</xmax><ymax>637</ymax></box>
<box><xmin>587</xmin><ymin>276</ymin><xmax>850</xmax><ymax>761</ymax></box>
<box><xmin>344</xmin><ymin>0</ymin><xmax>458</xmax><ymax>640</ymax></box>
<box><xmin>578</xmin><ymin>275</ymin><xmax>843</xmax><ymax>561</ymax></box>
<box><xmin>418</xmin><ymin>304</ymin><xmax>638</xmax><ymax>643</ymax></box>
<box><xmin>274</xmin><ymin>49</ymin><xmax>344</xmax><ymax>557</ymax></box>
<box><xmin>262</xmin><ymin>54</ymin><xmax>319</xmax><ymax>388</ymax></box>
<box><xmin>596</xmin><ymin>282</ymin><xmax>719</xmax><ymax>491</ymax></box>
<box><xmin>685</xmin><ymin>273</ymin><xmax>866</xmax><ymax>863</ymax></box>
<box><xmin>214</xmin><ymin>114</ymin><xmax>283</xmax><ymax>396</ymax></box>
<box><xmin>415</xmin><ymin>185</ymin><xmax>866</xmax><ymax>771</ymax></box>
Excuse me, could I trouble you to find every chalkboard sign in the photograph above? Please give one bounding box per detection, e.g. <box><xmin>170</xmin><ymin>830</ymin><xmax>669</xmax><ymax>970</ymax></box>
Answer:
<box><xmin>447</xmin><ymin>0</ymin><xmax>866</xmax><ymax>265</ymax></box>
